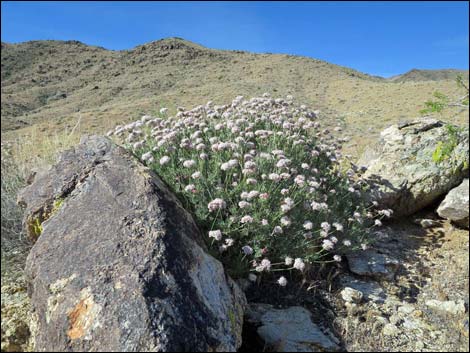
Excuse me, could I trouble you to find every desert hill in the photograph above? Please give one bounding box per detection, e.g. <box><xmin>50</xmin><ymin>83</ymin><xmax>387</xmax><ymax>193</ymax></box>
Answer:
<box><xmin>389</xmin><ymin>68</ymin><xmax>469</xmax><ymax>83</ymax></box>
<box><xmin>1</xmin><ymin>37</ymin><xmax>468</xmax><ymax>155</ymax></box>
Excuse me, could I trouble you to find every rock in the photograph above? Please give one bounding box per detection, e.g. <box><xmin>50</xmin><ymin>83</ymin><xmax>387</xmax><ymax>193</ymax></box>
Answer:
<box><xmin>425</xmin><ymin>299</ymin><xmax>466</xmax><ymax>316</ymax></box>
<box><xmin>359</xmin><ymin>118</ymin><xmax>468</xmax><ymax>216</ymax></box>
<box><xmin>344</xmin><ymin>302</ymin><xmax>360</xmax><ymax>316</ymax></box>
<box><xmin>398</xmin><ymin>303</ymin><xmax>416</xmax><ymax>315</ymax></box>
<box><xmin>1</xmin><ymin>279</ymin><xmax>33</xmax><ymax>352</ymax></box>
<box><xmin>245</xmin><ymin>304</ymin><xmax>339</xmax><ymax>352</ymax></box>
<box><xmin>18</xmin><ymin>136</ymin><xmax>246</xmax><ymax>352</ymax></box>
<box><xmin>413</xmin><ymin>218</ymin><xmax>441</xmax><ymax>229</ymax></box>
<box><xmin>338</xmin><ymin>275</ymin><xmax>386</xmax><ymax>303</ymax></box>
<box><xmin>346</xmin><ymin>249</ymin><xmax>399</xmax><ymax>281</ymax></box>
<box><xmin>382</xmin><ymin>323</ymin><xmax>400</xmax><ymax>336</ymax></box>
<box><xmin>402</xmin><ymin>317</ymin><xmax>422</xmax><ymax>330</ymax></box>
<box><xmin>340</xmin><ymin>287</ymin><xmax>363</xmax><ymax>304</ymax></box>
<box><xmin>389</xmin><ymin>314</ymin><xmax>403</xmax><ymax>326</ymax></box>
<box><xmin>415</xmin><ymin>340</ymin><xmax>425</xmax><ymax>350</ymax></box>
<box><xmin>437</xmin><ymin>179</ymin><xmax>469</xmax><ymax>229</ymax></box>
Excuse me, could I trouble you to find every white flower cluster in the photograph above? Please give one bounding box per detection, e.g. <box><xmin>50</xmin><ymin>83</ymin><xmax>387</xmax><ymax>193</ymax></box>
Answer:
<box><xmin>110</xmin><ymin>94</ymin><xmax>383</xmax><ymax>283</ymax></box>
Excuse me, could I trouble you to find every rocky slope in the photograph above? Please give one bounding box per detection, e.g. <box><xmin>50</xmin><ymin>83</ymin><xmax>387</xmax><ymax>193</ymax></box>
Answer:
<box><xmin>2</xmin><ymin>38</ymin><xmax>468</xmax><ymax>157</ymax></box>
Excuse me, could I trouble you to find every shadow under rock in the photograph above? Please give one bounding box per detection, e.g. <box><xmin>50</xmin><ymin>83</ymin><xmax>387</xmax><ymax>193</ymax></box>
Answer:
<box><xmin>239</xmin><ymin>265</ymin><xmax>347</xmax><ymax>352</ymax></box>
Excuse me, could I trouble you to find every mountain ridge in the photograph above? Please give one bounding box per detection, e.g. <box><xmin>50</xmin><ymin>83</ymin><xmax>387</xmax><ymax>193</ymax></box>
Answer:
<box><xmin>1</xmin><ymin>37</ymin><xmax>468</xmax><ymax>156</ymax></box>
<box><xmin>3</xmin><ymin>38</ymin><xmax>468</xmax><ymax>81</ymax></box>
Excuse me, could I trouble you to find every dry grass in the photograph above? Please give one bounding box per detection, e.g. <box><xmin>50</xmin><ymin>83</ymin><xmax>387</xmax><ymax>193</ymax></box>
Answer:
<box><xmin>1</xmin><ymin>125</ymin><xmax>81</xmax><ymax>278</ymax></box>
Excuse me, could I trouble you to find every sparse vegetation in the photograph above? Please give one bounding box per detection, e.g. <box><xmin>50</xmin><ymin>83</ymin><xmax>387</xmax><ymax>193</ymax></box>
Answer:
<box><xmin>419</xmin><ymin>75</ymin><xmax>470</xmax><ymax>170</ymax></box>
<box><xmin>1</xmin><ymin>127</ymin><xmax>80</xmax><ymax>276</ymax></box>
<box><xmin>420</xmin><ymin>74</ymin><xmax>469</xmax><ymax>115</ymax></box>
<box><xmin>431</xmin><ymin>124</ymin><xmax>462</xmax><ymax>163</ymax></box>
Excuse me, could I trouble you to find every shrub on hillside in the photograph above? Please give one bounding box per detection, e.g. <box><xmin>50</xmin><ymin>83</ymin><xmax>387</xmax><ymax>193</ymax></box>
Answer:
<box><xmin>109</xmin><ymin>95</ymin><xmax>391</xmax><ymax>281</ymax></box>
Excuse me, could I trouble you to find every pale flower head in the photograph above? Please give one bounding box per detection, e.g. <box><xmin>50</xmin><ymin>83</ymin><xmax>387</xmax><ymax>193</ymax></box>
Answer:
<box><xmin>333</xmin><ymin>222</ymin><xmax>344</xmax><ymax>232</ymax></box>
<box><xmin>280</xmin><ymin>216</ymin><xmax>291</xmax><ymax>227</ymax></box>
<box><xmin>208</xmin><ymin>198</ymin><xmax>226</xmax><ymax>212</ymax></box>
<box><xmin>183</xmin><ymin>159</ymin><xmax>196</xmax><ymax>168</ymax></box>
<box><xmin>208</xmin><ymin>230</ymin><xmax>222</xmax><ymax>241</ymax></box>
<box><xmin>184</xmin><ymin>184</ymin><xmax>196</xmax><ymax>193</ymax></box>
<box><xmin>240</xmin><ymin>215</ymin><xmax>254</xmax><ymax>224</ymax></box>
<box><xmin>160</xmin><ymin>155</ymin><xmax>171</xmax><ymax>165</ymax></box>
<box><xmin>303</xmin><ymin>221</ymin><xmax>313</xmax><ymax>230</ymax></box>
<box><xmin>277</xmin><ymin>276</ymin><xmax>288</xmax><ymax>287</ymax></box>
<box><xmin>322</xmin><ymin>239</ymin><xmax>335</xmax><ymax>251</ymax></box>
<box><xmin>293</xmin><ymin>258</ymin><xmax>305</xmax><ymax>271</ymax></box>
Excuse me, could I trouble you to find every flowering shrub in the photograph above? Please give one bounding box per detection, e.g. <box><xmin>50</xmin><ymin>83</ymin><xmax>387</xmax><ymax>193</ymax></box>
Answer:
<box><xmin>109</xmin><ymin>94</ymin><xmax>391</xmax><ymax>281</ymax></box>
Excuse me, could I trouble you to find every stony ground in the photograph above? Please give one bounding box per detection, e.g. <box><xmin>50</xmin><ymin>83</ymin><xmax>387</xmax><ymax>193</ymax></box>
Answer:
<box><xmin>1</xmin><ymin>264</ymin><xmax>32</xmax><ymax>352</ymax></box>
<box><xmin>333</xmin><ymin>208</ymin><xmax>469</xmax><ymax>352</ymax></box>
<box><xmin>238</xmin><ymin>208</ymin><xmax>469</xmax><ymax>352</ymax></box>
<box><xmin>2</xmin><ymin>174</ymin><xmax>469</xmax><ymax>352</ymax></box>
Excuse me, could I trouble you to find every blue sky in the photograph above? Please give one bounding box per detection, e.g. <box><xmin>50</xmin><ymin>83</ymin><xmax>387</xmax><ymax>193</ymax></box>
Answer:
<box><xmin>1</xmin><ymin>1</ymin><xmax>469</xmax><ymax>77</ymax></box>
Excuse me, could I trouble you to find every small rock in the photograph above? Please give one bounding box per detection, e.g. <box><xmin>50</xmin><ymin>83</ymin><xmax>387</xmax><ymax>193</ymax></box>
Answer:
<box><xmin>374</xmin><ymin>316</ymin><xmax>389</xmax><ymax>325</ymax></box>
<box><xmin>245</xmin><ymin>304</ymin><xmax>339</xmax><ymax>352</ymax></box>
<box><xmin>341</xmin><ymin>287</ymin><xmax>363</xmax><ymax>304</ymax></box>
<box><xmin>402</xmin><ymin>317</ymin><xmax>422</xmax><ymax>330</ymax></box>
<box><xmin>389</xmin><ymin>313</ymin><xmax>403</xmax><ymax>326</ymax></box>
<box><xmin>398</xmin><ymin>303</ymin><xmax>415</xmax><ymax>315</ymax></box>
<box><xmin>415</xmin><ymin>340</ymin><xmax>425</xmax><ymax>350</ymax></box>
<box><xmin>346</xmin><ymin>250</ymin><xmax>399</xmax><ymax>281</ymax></box>
<box><xmin>344</xmin><ymin>302</ymin><xmax>360</xmax><ymax>316</ymax></box>
<box><xmin>339</xmin><ymin>275</ymin><xmax>386</xmax><ymax>303</ymax></box>
<box><xmin>425</xmin><ymin>299</ymin><xmax>466</xmax><ymax>315</ymax></box>
<box><xmin>414</xmin><ymin>218</ymin><xmax>441</xmax><ymax>228</ymax></box>
<box><xmin>383</xmin><ymin>323</ymin><xmax>400</xmax><ymax>336</ymax></box>
<box><xmin>437</xmin><ymin>179</ymin><xmax>469</xmax><ymax>229</ymax></box>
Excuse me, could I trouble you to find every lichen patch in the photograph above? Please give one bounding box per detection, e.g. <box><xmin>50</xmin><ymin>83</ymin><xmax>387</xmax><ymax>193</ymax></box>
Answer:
<box><xmin>67</xmin><ymin>287</ymin><xmax>101</xmax><ymax>340</ymax></box>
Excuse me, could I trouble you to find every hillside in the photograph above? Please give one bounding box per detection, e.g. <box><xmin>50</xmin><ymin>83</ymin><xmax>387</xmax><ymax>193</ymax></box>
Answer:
<box><xmin>389</xmin><ymin>68</ymin><xmax>469</xmax><ymax>83</ymax></box>
<box><xmin>1</xmin><ymin>37</ymin><xmax>469</xmax><ymax>156</ymax></box>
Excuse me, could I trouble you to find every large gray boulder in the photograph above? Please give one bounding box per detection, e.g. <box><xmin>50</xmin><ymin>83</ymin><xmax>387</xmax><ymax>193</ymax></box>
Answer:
<box><xmin>437</xmin><ymin>179</ymin><xmax>469</xmax><ymax>229</ymax></box>
<box><xmin>359</xmin><ymin>118</ymin><xmax>469</xmax><ymax>216</ymax></box>
<box><xmin>18</xmin><ymin>135</ymin><xmax>246</xmax><ymax>352</ymax></box>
